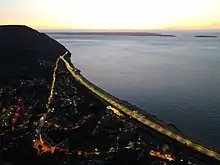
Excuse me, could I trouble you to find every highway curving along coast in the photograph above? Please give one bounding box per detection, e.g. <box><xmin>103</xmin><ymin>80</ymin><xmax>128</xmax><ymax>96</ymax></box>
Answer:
<box><xmin>60</xmin><ymin>53</ymin><xmax>220</xmax><ymax>162</ymax></box>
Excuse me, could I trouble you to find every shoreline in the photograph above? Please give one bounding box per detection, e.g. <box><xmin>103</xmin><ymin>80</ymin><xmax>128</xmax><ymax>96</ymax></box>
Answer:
<box><xmin>62</xmin><ymin>53</ymin><xmax>220</xmax><ymax>161</ymax></box>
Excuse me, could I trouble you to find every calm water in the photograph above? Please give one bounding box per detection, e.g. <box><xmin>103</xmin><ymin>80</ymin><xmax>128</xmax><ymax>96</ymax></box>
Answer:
<box><xmin>48</xmin><ymin>31</ymin><xmax>220</xmax><ymax>149</ymax></box>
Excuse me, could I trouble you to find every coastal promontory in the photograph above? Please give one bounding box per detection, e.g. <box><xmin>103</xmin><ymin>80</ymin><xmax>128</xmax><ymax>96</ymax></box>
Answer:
<box><xmin>0</xmin><ymin>25</ymin><xmax>68</xmax><ymax>84</ymax></box>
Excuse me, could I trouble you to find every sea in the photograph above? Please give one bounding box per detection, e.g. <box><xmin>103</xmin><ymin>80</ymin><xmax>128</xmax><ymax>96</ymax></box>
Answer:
<box><xmin>47</xmin><ymin>30</ymin><xmax>220</xmax><ymax>150</ymax></box>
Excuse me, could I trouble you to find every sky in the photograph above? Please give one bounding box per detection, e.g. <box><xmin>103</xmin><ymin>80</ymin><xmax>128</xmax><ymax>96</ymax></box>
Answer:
<box><xmin>0</xmin><ymin>0</ymin><xmax>220</xmax><ymax>30</ymax></box>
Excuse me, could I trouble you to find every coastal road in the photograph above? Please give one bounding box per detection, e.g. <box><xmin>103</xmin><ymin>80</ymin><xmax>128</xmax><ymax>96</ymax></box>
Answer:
<box><xmin>60</xmin><ymin>53</ymin><xmax>220</xmax><ymax>162</ymax></box>
<box><xmin>35</xmin><ymin>52</ymin><xmax>69</xmax><ymax>138</ymax></box>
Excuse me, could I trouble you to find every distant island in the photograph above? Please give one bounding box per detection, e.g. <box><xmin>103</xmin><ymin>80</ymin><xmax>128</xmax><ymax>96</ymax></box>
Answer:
<box><xmin>195</xmin><ymin>35</ymin><xmax>218</xmax><ymax>38</ymax></box>
<box><xmin>47</xmin><ymin>31</ymin><xmax>176</xmax><ymax>37</ymax></box>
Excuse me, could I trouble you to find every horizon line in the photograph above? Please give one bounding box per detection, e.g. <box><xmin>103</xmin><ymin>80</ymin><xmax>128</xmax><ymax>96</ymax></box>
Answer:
<box><xmin>36</xmin><ymin>28</ymin><xmax>220</xmax><ymax>32</ymax></box>
<box><xmin>2</xmin><ymin>24</ymin><xmax>220</xmax><ymax>31</ymax></box>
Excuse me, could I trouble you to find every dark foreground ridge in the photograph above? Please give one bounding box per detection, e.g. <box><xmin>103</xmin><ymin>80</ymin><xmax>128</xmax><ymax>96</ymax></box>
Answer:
<box><xmin>0</xmin><ymin>25</ymin><xmax>69</xmax><ymax>85</ymax></box>
<box><xmin>0</xmin><ymin>25</ymin><xmax>219</xmax><ymax>165</ymax></box>
<box><xmin>47</xmin><ymin>31</ymin><xmax>176</xmax><ymax>37</ymax></box>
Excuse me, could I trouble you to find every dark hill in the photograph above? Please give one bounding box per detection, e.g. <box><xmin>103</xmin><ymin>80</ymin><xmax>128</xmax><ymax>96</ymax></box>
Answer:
<box><xmin>0</xmin><ymin>25</ymin><xmax>68</xmax><ymax>84</ymax></box>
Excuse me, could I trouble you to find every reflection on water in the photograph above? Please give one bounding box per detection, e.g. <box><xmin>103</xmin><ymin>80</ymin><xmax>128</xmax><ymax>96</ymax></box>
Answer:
<box><xmin>49</xmin><ymin>32</ymin><xmax>220</xmax><ymax>149</ymax></box>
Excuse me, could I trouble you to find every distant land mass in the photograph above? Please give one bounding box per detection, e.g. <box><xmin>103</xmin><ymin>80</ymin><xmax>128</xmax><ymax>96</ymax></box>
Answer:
<box><xmin>47</xmin><ymin>31</ymin><xmax>176</xmax><ymax>37</ymax></box>
<box><xmin>195</xmin><ymin>35</ymin><xmax>218</xmax><ymax>38</ymax></box>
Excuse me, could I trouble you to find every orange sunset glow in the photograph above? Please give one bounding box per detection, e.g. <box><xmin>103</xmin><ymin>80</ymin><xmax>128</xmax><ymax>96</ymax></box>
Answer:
<box><xmin>0</xmin><ymin>0</ymin><xmax>220</xmax><ymax>30</ymax></box>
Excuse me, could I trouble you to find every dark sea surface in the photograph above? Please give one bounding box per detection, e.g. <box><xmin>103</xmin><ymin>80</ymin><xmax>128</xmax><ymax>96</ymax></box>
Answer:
<box><xmin>48</xmin><ymin>31</ymin><xmax>220</xmax><ymax>150</ymax></box>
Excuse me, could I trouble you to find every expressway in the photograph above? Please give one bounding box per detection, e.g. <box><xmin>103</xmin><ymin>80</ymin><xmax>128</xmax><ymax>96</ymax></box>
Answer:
<box><xmin>60</xmin><ymin>53</ymin><xmax>220</xmax><ymax>162</ymax></box>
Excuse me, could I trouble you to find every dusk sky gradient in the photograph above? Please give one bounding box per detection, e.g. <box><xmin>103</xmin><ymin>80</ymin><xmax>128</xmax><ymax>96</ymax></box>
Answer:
<box><xmin>1</xmin><ymin>0</ymin><xmax>220</xmax><ymax>30</ymax></box>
